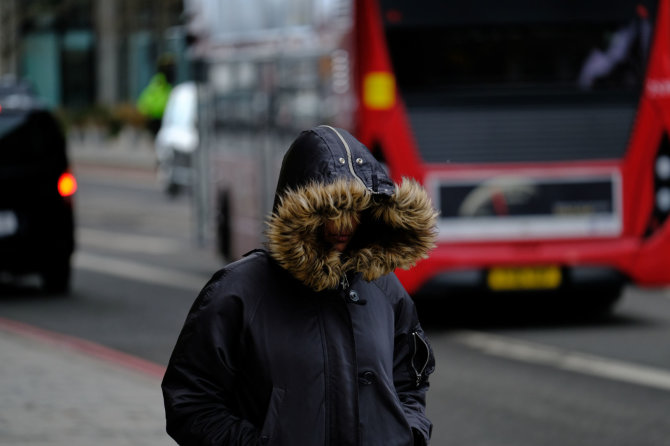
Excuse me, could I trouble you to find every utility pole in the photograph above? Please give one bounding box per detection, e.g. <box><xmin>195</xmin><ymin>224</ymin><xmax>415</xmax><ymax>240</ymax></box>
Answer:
<box><xmin>95</xmin><ymin>0</ymin><xmax>120</xmax><ymax>105</ymax></box>
<box><xmin>0</xmin><ymin>0</ymin><xmax>18</xmax><ymax>77</ymax></box>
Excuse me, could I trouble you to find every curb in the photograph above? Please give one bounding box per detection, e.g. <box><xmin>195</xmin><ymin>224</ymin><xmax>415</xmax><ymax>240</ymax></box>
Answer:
<box><xmin>0</xmin><ymin>316</ymin><xmax>166</xmax><ymax>379</ymax></box>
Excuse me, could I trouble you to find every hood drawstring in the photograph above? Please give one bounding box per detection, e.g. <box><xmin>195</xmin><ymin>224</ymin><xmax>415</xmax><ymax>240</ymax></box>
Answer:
<box><xmin>340</xmin><ymin>274</ymin><xmax>349</xmax><ymax>291</ymax></box>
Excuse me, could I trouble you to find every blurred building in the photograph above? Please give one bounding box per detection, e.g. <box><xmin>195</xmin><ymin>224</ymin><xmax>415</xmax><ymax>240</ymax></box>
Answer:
<box><xmin>0</xmin><ymin>0</ymin><xmax>185</xmax><ymax>109</ymax></box>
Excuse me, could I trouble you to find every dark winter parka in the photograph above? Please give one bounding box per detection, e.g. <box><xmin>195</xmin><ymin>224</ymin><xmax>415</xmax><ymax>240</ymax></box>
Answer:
<box><xmin>162</xmin><ymin>126</ymin><xmax>438</xmax><ymax>446</ymax></box>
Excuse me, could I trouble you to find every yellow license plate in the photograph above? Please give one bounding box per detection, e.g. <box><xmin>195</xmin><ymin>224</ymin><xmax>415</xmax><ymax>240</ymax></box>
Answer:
<box><xmin>487</xmin><ymin>266</ymin><xmax>562</xmax><ymax>291</ymax></box>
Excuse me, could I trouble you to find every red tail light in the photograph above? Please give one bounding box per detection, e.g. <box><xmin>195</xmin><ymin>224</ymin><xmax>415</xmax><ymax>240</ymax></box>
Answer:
<box><xmin>58</xmin><ymin>172</ymin><xmax>77</xmax><ymax>197</ymax></box>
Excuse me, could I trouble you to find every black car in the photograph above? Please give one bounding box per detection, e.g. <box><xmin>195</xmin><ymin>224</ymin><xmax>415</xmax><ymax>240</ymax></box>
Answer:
<box><xmin>0</xmin><ymin>79</ymin><xmax>76</xmax><ymax>293</ymax></box>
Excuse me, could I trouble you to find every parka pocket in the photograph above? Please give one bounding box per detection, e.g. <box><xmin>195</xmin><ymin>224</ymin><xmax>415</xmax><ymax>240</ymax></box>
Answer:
<box><xmin>408</xmin><ymin>329</ymin><xmax>435</xmax><ymax>387</ymax></box>
<box><xmin>259</xmin><ymin>387</ymin><xmax>286</xmax><ymax>445</ymax></box>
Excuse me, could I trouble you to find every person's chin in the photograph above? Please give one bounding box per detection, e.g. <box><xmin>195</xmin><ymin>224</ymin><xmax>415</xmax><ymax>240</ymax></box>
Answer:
<box><xmin>334</xmin><ymin>243</ymin><xmax>348</xmax><ymax>252</ymax></box>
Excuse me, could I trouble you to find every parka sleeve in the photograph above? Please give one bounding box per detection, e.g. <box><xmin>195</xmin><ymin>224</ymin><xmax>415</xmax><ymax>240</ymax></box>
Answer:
<box><xmin>161</xmin><ymin>273</ymin><xmax>260</xmax><ymax>445</ymax></box>
<box><xmin>392</xmin><ymin>280</ymin><xmax>435</xmax><ymax>446</ymax></box>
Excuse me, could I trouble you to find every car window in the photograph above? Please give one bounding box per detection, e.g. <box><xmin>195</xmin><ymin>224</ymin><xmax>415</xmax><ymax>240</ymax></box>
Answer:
<box><xmin>0</xmin><ymin>114</ymin><xmax>26</xmax><ymax>139</ymax></box>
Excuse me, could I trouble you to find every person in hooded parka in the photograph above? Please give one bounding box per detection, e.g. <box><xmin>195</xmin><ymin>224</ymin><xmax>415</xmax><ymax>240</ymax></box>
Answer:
<box><xmin>161</xmin><ymin>125</ymin><xmax>438</xmax><ymax>446</ymax></box>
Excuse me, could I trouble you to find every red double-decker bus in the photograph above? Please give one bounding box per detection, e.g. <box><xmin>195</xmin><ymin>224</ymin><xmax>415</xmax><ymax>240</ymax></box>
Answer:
<box><xmin>187</xmin><ymin>0</ymin><xmax>670</xmax><ymax>313</ymax></box>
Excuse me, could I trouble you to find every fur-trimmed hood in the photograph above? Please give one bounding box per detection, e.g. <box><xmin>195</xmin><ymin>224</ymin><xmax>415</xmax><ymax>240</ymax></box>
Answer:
<box><xmin>266</xmin><ymin>126</ymin><xmax>438</xmax><ymax>292</ymax></box>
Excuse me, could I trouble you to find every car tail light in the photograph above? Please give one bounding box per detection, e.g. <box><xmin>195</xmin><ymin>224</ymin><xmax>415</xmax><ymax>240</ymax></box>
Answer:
<box><xmin>58</xmin><ymin>171</ymin><xmax>77</xmax><ymax>197</ymax></box>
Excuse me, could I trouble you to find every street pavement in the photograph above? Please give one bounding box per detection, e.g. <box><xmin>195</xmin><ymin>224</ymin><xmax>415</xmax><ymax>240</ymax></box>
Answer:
<box><xmin>0</xmin><ymin>318</ymin><xmax>170</xmax><ymax>446</ymax></box>
<box><xmin>1</xmin><ymin>136</ymin><xmax>172</xmax><ymax>446</ymax></box>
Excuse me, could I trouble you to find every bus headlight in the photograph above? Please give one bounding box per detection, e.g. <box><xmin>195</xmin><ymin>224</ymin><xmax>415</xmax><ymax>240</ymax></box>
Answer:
<box><xmin>655</xmin><ymin>155</ymin><xmax>670</xmax><ymax>180</ymax></box>
<box><xmin>657</xmin><ymin>187</ymin><xmax>670</xmax><ymax>213</ymax></box>
<box><xmin>645</xmin><ymin>135</ymin><xmax>670</xmax><ymax>236</ymax></box>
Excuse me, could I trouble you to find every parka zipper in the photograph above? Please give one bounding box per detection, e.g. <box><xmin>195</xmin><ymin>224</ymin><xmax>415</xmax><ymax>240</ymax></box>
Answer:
<box><xmin>320</xmin><ymin>125</ymin><xmax>367</xmax><ymax>188</ymax></box>
<box><xmin>411</xmin><ymin>331</ymin><xmax>431</xmax><ymax>387</ymax></box>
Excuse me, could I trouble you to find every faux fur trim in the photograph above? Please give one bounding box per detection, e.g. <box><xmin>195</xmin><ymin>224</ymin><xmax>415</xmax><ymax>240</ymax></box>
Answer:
<box><xmin>266</xmin><ymin>178</ymin><xmax>438</xmax><ymax>292</ymax></box>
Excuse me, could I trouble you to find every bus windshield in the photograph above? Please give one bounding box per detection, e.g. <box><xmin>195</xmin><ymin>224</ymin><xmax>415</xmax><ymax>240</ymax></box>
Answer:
<box><xmin>381</xmin><ymin>0</ymin><xmax>657</xmax><ymax>163</ymax></box>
